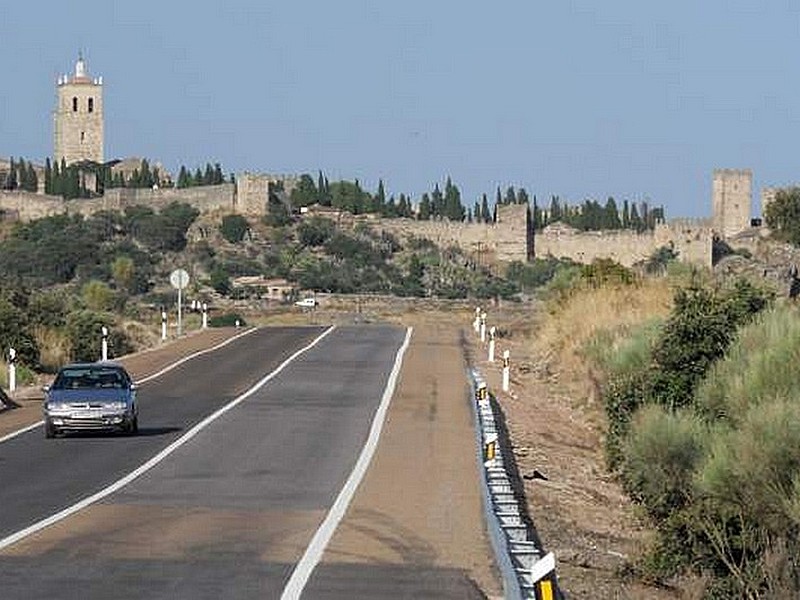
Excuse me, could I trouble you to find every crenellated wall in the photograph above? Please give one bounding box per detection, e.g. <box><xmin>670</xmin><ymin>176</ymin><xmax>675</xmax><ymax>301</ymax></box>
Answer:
<box><xmin>370</xmin><ymin>203</ymin><xmax>531</xmax><ymax>264</ymax></box>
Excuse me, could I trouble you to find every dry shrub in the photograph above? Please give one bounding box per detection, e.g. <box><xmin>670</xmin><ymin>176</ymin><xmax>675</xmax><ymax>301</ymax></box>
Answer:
<box><xmin>120</xmin><ymin>320</ymin><xmax>160</xmax><ymax>354</ymax></box>
<box><xmin>34</xmin><ymin>326</ymin><xmax>70</xmax><ymax>372</ymax></box>
<box><xmin>533</xmin><ymin>277</ymin><xmax>674</xmax><ymax>372</ymax></box>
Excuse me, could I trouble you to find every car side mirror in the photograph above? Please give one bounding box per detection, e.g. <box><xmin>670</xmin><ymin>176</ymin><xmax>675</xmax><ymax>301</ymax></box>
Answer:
<box><xmin>42</xmin><ymin>384</ymin><xmax>51</xmax><ymax>393</ymax></box>
<box><xmin>130</xmin><ymin>383</ymin><xmax>138</xmax><ymax>391</ymax></box>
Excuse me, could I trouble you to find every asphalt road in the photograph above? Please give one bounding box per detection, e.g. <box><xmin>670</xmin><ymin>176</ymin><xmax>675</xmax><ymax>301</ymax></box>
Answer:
<box><xmin>0</xmin><ymin>324</ymin><xmax>473</xmax><ymax>599</ymax></box>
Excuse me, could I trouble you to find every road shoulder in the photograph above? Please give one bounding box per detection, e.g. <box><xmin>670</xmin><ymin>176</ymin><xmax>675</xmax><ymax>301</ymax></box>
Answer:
<box><xmin>321</xmin><ymin>320</ymin><xmax>503</xmax><ymax>597</ymax></box>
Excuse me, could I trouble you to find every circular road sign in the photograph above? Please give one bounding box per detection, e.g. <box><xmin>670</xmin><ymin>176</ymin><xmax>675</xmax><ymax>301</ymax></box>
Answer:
<box><xmin>170</xmin><ymin>268</ymin><xmax>190</xmax><ymax>290</ymax></box>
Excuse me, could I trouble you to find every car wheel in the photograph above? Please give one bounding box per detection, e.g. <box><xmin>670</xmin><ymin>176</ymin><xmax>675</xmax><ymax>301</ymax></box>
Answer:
<box><xmin>131</xmin><ymin>416</ymin><xmax>138</xmax><ymax>435</ymax></box>
<box><xmin>45</xmin><ymin>420</ymin><xmax>56</xmax><ymax>439</ymax></box>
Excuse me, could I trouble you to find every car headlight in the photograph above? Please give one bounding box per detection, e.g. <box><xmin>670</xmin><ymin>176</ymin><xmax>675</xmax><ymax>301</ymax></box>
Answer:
<box><xmin>106</xmin><ymin>401</ymin><xmax>128</xmax><ymax>411</ymax></box>
<box><xmin>45</xmin><ymin>400</ymin><xmax>66</xmax><ymax>411</ymax></box>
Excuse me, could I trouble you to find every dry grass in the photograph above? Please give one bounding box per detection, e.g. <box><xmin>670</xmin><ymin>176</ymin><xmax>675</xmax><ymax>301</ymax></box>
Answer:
<box><xmin>533</xmin><ymin>278</ymin><xmax>675</xmax><ymax>373</ymax></box>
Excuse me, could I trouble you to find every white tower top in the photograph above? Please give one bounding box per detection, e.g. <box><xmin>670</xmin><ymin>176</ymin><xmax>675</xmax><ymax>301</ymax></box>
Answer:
<box><xmin>75</xmin><ymin>54</ymin><xmax>86</xmax><ymax>79</ymax></box>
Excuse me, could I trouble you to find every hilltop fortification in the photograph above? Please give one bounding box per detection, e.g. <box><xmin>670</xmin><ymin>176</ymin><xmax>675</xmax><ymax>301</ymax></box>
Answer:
<box><xmin>0</xmin><ymin>54</ymin><xmax>772</xmax><ymax>271</ymax></box>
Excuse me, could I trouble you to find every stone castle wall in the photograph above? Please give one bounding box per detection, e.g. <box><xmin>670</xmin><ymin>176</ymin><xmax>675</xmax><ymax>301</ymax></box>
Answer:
<box><xmin>95</xmin><ymin>184</ymin><xmax>236</xmax><ymax>216</ymax></box>
<box><xmin>370</xmin><ymin>203</ymin><xmax>531</xmax><ymax>264</ymax></box>
<box><xmin>0</xmin><ymin>174</ymin><xmax>719</xmax><ymax>270</ymax></box>
<box><xmin>0</xmin><ymin>191</ymin><xmax>65</xmax><ymax>221</ymax></box>
<box><xmin>534</xmin><ymin>218</ymin><xmax>713</xmax><ymax>268</ymax></box>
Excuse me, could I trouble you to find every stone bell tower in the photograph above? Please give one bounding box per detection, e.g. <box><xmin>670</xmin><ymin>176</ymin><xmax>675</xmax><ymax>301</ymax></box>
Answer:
<box><xmin>54</xmin><ymin>53</ymin><xmax>104</xmax><ymax>165</ymax></box>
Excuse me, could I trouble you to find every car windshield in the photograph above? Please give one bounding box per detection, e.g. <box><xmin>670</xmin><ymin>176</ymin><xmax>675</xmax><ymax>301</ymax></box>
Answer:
<box><xmin>52</xmin><ymin>367</ymin><xmax>128</xmax><ymax>390</ymax></box>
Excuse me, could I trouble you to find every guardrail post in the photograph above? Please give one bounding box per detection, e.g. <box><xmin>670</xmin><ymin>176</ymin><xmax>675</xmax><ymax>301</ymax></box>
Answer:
<box><xmin>480</xmin><ymin>312</ymin><xmax>487</xmax><ymax>342</ymax></box>
<box><xmin>161</xmin><ymin>309</ymin><xmax>167</xmax><ymax>341</ymax></box>
<box><xmin>101</xmin><ymin>326</ymin><xmax>109</xmax><ymax>362</ymax></box>
<box><xmin>202</xmin><ymin>302</ymin><xmax>208</xmax><ymax>329</ymax></box>
<box><xmin>8</xmin><ymin>347</ymin><xmax>16</xmax><ymax>393</ymax></box>
<box><xmin>502</xmin><ymin>350</ymin><xmax>510</xmax><ymax>392</ymax></box>
<box><xmin>530</xmin><ymin>552</ymin><xmax>558</xmax><ymax>599</ymax></box>
<box><xmin>488</xmin><ymin>326</ymin><xmax>496</xmax><ymax>362</ymax></box>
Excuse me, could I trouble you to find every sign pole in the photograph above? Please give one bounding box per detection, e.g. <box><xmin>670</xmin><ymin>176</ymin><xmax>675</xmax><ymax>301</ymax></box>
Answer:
<box><xmin>177</xmin><ymin>285</ymin><xmax>183</xmax><ymax>337</ymax></box>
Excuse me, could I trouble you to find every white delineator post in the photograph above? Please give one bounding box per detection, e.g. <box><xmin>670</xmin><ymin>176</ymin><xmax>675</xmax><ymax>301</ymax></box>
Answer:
<box><xmin>202</xmin><ymin>303</ymin><xmax>208</xmax><ymax>329</ymax></box>
<box><xmin>8</xmin><ymin>347</ymin><xmax>16</xmax><ymax>393</ymax></box>
<box><xmin>161</xmin><ymin>309</ymin><xmax>167</xmax><ymax>341</ymax></box>
<box><xmin>473</xmin><ymin>307</ymin><xmax>481</xmax><ymax>334</ymax></box>
<box><xmin>502</xmin><ymin>350</ymin><xmax>510</xmax><ymax>392</ymax></box>
<box><xmin>101</xmin><ymin>326</ymin><xmax>109</xmax><ymax>362</ymax></box>
<box><xmin>480</xmin><ymin>312</ymin><xmax>487</xmax><ymax>343</ymax></box>
<box><xmin>488</xmin><ymin>326</ymin><xmax>496</xmax><ymax>362</ymax></box>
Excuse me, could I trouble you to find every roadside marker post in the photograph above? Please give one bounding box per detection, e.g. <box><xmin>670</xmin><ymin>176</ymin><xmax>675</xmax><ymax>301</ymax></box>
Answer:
<box><xmin>480</xmin><ymin>312</ymin><xmax>487</xmax><ymax>343</ymax></box>
<box><xmin>8</xmin><ymin>347</ymin><xmax>16</xmax><ymax>393</ymax></box>
<box><xmin>502</xmin><ymin>350</ymin><xmax>510</xmax><ymax>392</ymax></box>
<box><xmin>101</xmin><ymin>326</ymin><xmax>109</xmax><ymax>362</ymax></box>
<box><xmin>473</xmin><ymin>307</ymin><xmax>481</xmax><ymax>334</ymax></box>
<box><xmin>488</xmin><ymin>326</ymin><xmax>496</xmax><ymax>362</ymax></box>
<box><xmin>161</xmin><ymin>309</ymin><xmax>167</xmax><ymax>341</ymax></box>
<box><xmin>531</xmin><ymin>552</ymin><xmax>558</xmax><ymax>600</ymax></box>
<box><xmin>202</xmin><ymin>303</ymin><xmax>208</xmax><ymax>329</ymax></box>
<box><xmin>476</xmin><ymin>381</ymin><xmax>488</xmax><ymax>404</ymax></box>
<box><xmin>484</xmin><ymin>432</ymin><xmax>498</xmax><ymax>467</ymax></box>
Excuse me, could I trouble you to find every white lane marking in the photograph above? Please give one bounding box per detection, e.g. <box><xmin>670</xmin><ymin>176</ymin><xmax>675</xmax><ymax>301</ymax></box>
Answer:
<box><xmin>136</xmin><ymin>326</ymin><xmax>260</xmax><ymax>384</ymax></box>
<box><xmin>280</xmin><ymin>326</ymin><xmax>413</xmax><ymax>600</ymax></box>
<box><xmin>0</xmin><ymin>326</ymin><xmax>335</xmax><ymax>552</ymax></box>
<box><xmin>0</xmin><ymin>421</ymin><xmax>43</xmax><ymax>445</ymax></box>
<box><xmin>0</xmin><ymin>327</ymin><xmax>260</xmax><ymax>446</ymax></box>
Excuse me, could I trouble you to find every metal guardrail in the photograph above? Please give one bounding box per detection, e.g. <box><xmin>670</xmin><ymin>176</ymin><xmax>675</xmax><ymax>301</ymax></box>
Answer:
<box><xmin>469</xmin><ymin>368</ymin><xmax>560</xmax><ymax>600</ymax></box>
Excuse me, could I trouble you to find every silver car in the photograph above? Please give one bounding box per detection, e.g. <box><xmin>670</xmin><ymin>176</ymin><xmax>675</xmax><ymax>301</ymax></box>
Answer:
<box><xmin>43</xmin><ymin>362</ymin><xmax>139</xmax><ymax>438</ymax></box>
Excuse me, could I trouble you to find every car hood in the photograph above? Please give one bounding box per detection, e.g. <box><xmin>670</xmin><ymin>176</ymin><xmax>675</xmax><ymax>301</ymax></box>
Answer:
<box><xmin>47</xmin><ymin>389</ymin><xmax>131</xmax><ymax>404</ymax></box>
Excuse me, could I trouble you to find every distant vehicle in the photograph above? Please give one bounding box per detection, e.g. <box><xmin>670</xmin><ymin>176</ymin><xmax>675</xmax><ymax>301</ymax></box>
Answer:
<box><xmin>295</xmin><ymin>297</ymin><xmax>318</xmax><ymax>308</ymax></box>
<box><xmin>43</xmin><ymin>362</ymin><xmax>138</xmax><ymax>438</ymax></box>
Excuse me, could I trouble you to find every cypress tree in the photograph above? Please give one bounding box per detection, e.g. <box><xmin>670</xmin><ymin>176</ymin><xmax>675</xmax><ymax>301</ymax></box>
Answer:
<box><xmin>44</xmin><ymin>158</ymin><xmax>52</xmax><ymax>195</ymax></box>
<box><xmin>27</xmin><ymin>162</ymin><xmax>38</xmax><ymax>192</ymax></box>
<box><xmin>431</xmin><ymin>184</ymin><xmax>443</xmax><ymax>218</ymax></box>
<box><xmin>376</xmin><ymin>179</ymin><xmax>386</xmax><ymax>213</ymax></box>
<box><xmin>419</xmin><ymin>193</ymin><xmax>432</xmax><ymax>220</ymax></box>
<box><xmin>481</xmin><ymin>193</ymin><xmax>490</xmax><ymax>223</ymax></box>
<box><xmin>177</xmin><ymin>166</ymin><xmax>189</xmax><ymax>188</ymax></box>
<box><xmin>504</xmin><ymin>186</ymin><xmax>517</xmax><ymax>205</ymax></box>
<box><xmin>518</xmin><ymin>187</ymin><xmax>530</xmax><ymax>205</ymax></box>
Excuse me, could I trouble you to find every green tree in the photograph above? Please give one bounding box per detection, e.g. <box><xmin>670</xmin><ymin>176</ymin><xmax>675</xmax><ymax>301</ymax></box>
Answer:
<box><xmin>375</xmin><ymin>179</ymin><xmax>386</xmax><ymax>214</ymax></box>
<box><xmin>110</xmin><ymin>255</ymin><xmax>135</xmax><ymax>292</ymax></box>
<box><xmin>220</xmin><ymin>214</ymin><xmax>250</xmax><ymax>243</ymax></box>
<box><xmin>431</xmin><ymin>184</ymin><xmax>443</xmax><ymax>217</ymax></box>
<box><xmin>504</xmin><ymin>186</ymin><xmax>517</xmax><ymax>205</ymax></box>
<box><xmin>418</xmin><ymin>193</ymin><xmax>432</xmax><ymax>220</ymax></box>
<box><xmin>82</xmin><ymin>280</ymin><xmax>116</xmax><ymax>311</ymax></box>
<box><xmin>765</xmin><ymin>187</ymin><xmax>800</xmax><ymax>245</ymax></box>
<box><xmin>290</xmin><ymin>174</ymin><xmax>318</xmax><ymax>209</ymax></box>
<box><xmin>481</xmin><ymin>193</ymin><xmax>491</xmax><ymax>224</ymax></box>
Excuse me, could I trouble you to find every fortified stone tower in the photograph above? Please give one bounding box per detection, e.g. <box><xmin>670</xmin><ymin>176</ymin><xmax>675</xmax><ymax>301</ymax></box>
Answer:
<box><xmin>54</xmin><ymin>54</ymin><xmax>104</xmax><ymax>165</ymax></box>
<box><xmin>712</xmin><ymin>169</ymin><xmax>751</xmax><ymax>239</ymax></box>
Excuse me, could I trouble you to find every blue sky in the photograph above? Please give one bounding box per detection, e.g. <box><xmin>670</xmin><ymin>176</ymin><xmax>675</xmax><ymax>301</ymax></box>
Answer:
<box><xmin>2</xmin><ymin>1</ymin><xmax>799</xmax><ymax>218</ymax></box>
